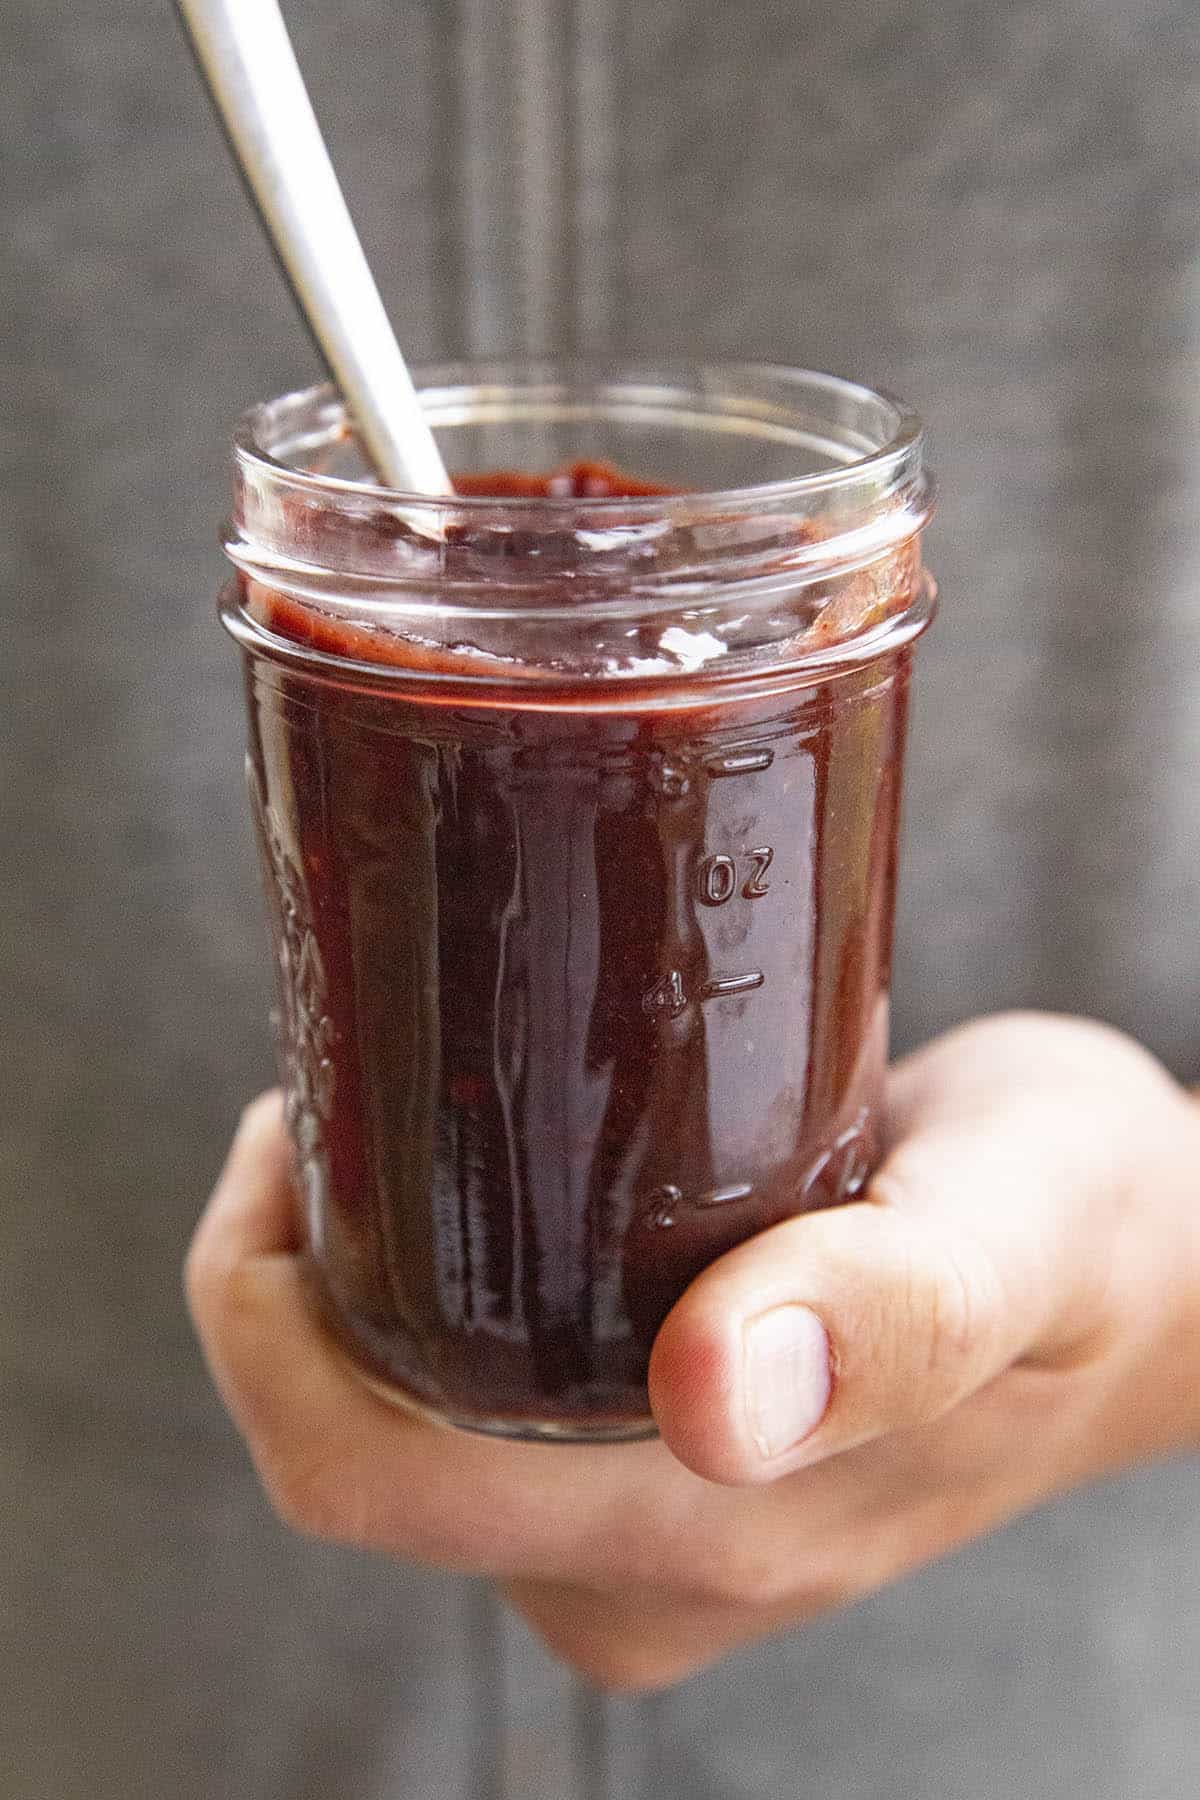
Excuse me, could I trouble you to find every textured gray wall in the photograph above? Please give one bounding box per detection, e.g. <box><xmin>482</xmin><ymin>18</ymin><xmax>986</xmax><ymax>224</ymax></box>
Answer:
<box><xmin>3</xmin><ymin>1</ymin><xmax>1198</xmax><ymax>1796</ymax></box>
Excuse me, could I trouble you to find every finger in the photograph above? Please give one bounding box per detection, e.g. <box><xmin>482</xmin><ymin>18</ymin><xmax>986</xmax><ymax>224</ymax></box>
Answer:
<box><xmin>188</xmin><ymin>1227</ymin><xmax>590</xmax><ymax>1571</ymax></box>
<box><xmin>185</xmin><ymin>1096</ymin><xmax>396</xmax><ymax>1508</ymax></box>
<box><xmin>190</xmin><ymin>1089</ymin><xmax>299</xmax><ymax>1264</ymax></box>
<box><xmin>185</xmin><ymin>1098</ymin><xmax>654</xmax><ymax>1579</ymax></box>
<box><xmin>650</xmin><ymin>1013</ymin><xmax>1168</xmax><ymax>1486</ymax></box>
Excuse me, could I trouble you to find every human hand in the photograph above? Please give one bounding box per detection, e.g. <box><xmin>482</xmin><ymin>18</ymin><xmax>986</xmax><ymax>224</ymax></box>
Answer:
<box><xmin>187</xmin><ymin>1014</ymin><xmax>1200</xmax><ymax>1690</ymax></box>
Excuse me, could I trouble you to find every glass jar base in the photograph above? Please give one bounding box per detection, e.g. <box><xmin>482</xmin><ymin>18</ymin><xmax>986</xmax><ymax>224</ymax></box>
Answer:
<box><xmin>308</xmin><ymin>1269</ymin><xmax>660</xmax><ymax>1444</ymax></box>
<box><xmin>349</xmin><ymin>1360</ymin><xmax>659</xmax><ymax>1445</ymax></box>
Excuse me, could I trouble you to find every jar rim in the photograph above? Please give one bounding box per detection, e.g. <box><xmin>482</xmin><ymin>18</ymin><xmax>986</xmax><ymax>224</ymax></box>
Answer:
<box><xmin>225</xmin><ymin>360</ymin><xmax>934</xmax><ymax>702</ymax></box>
<box><xmin>233</xmin><ymin>359</ymin><xmax>924</xmax><ymax>515</ymax></box>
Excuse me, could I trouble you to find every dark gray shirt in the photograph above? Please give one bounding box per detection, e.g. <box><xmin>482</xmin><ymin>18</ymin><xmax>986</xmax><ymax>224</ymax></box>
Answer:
<box><xmin>3</xmin><ymin>1</ymin><xmax>1197</xmax><ymax>1795</ymax></box>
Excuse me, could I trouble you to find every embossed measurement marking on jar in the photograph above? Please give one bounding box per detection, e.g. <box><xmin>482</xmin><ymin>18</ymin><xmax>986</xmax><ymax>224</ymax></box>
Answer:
<box><xmin>643</xmin><ymin>1181</ymin><xmax>755</xmax><ymax>1230</ymax></box>
<box><xmin>701</xmin><ymin>971</ymin><xmax>764</xmax><ymax>999</ymax></box>
<box><xmin>642</xmin><ymin>968</ymin><xmax>764</xmax><ymax>1017</ymax></box>
<box><xmin>697</xmin><ymin>847</ymin><xmax>774</xmax><ymax>905</ymax></box>
<box><xmin>651</xmin><ymin>759</ymin><xmax>691</xmax><ymax>797</ymax></box>
<box><xmin>705</xmin><ymin>747</ymin><xmax>774</xmax><ymax>777</ymax></box>
<box><xmin>696</xmin><ymin>1181</ymin><xmax>753</xmax><ymax>1208</ymax></box>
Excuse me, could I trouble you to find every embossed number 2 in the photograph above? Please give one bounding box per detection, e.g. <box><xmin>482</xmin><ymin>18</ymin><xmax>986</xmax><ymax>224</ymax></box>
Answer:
<box><xmin>742</xmin><ymin>846</ymin><xmax>773</xmax><ymax>898</ymax></box>
<box><xmin>697</xmin><ymin>846</ymin><xmax>773</xmax><ymax>906</ymax></box>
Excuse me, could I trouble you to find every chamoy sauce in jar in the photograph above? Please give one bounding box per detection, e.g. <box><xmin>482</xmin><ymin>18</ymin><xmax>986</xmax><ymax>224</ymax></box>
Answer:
<box><xmin>223</xmin><ymin>366</ymin><xmax>934</xmax><ymax>1439</ymax></box>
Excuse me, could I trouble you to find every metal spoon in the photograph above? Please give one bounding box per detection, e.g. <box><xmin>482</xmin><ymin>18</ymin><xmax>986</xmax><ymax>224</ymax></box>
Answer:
<box><xmin>175</xmin><ymin>0</ymin><xmax>452</xmax><ymax>495</ymax></box>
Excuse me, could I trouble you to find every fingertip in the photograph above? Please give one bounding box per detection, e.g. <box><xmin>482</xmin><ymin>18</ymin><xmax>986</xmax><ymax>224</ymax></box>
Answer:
<box><xmin>648</xmin><ymin>1282</ymin><xmax>767</xmax><ymax>1487</ymax></box>
<box><xmin>232</xmin><ymin>1088</ymin><xmax>288</xmax><ymax>1158</ymax></box>
<box><xmin>191</xmin><ymin>1088</ymin><xmax>298</xmax><ymax>1279</ymax></box>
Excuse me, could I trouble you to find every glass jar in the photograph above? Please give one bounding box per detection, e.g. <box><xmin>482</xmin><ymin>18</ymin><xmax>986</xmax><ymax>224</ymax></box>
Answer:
<box><xmin>220</xmin><ymin>360</ymin><xmax>934</xmax><ymax>1441</ymax></box>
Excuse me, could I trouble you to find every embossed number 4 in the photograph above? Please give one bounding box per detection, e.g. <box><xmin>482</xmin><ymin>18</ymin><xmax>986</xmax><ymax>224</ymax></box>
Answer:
<box><xmin>642</xmin><ymin>970</ymin><xmax>687</xmax><ymax>1019</ymax></box>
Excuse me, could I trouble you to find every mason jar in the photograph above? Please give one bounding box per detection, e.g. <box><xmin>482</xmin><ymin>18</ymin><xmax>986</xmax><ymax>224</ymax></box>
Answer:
<box><xmin>220</xmin><ymin>360</ymin><xmax>935</xmax><ymax>1441</ymax></box>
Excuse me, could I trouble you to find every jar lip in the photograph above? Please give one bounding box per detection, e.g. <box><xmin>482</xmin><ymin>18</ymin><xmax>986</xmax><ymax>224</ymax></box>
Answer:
<box><xmin>222</xmin><ymin>569</ymin><xmax>936</xmax><ymax>710</ymax></box>
<box><xmin>233</xmin><ymin>360</ymin><xmax>924</xmax><ymax>515</ymax></box>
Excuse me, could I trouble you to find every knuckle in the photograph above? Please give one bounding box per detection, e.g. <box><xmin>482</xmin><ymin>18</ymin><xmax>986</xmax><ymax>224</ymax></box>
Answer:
<box><xmin>263</xmin><ymin>1454</ymin><xmax>351</xmax><ymax>1543</ymax></box>
<box><xmin>266</xmin><ymin>1458</ymin><xmax>480</xmax><ymax>1566</ymax></box>
<box><xmin>181</xmin><ymin>1238</ymin><xmax>210</xmax><ymax>1315</ymax></box>
<box><xmin>545</xmin><ymin>1629</ymin><xmax>685</xmax><ymax>1695</ymax></box>
<box><xmin>925</xmin><ymin>1240</ymin><xmax>977</xmax><ymax>1367</ymax></box>
<box><xmin>193</xmin><ymin>1252</ymin><xmax>266</xmax><ymax>1339</ymax></box>
<box><xmin>506</xmin><ymin>1589</ymin><xmax>703</xmax><ymax>1694</ymax></box>
<box><xmin>182</xmin><ymin>1233</ymin><xmax>230</xmax><ymax>1324</ymax></box>
<box><xmin>917</xmin><ymin>1232</ymin><xmax>1003</xmax><ymax>1405</ymax></box>
<box><xmin>577</xmin><ymin>1647</ymin><xmax>680</xmax><ymax>1695</ymax></box>
<box><xmin>874</xmin><ymin>1161</ymin><xmax>999</xmax><ymax>1318</ymax></box>
<box><xmin>263</xmin><ymin>1449</ymin><xmax>492</xmax><ymax>1564</ymax></box>
<box><xmin>794</xmin><ymin>1569</ymin><xmax>865</xmax><ymax>1618</ymax></box>
<box><xmin>865</xmin><ymin>1196</ymin><xmax>1004</xmax><ymax>1420</ymax></box>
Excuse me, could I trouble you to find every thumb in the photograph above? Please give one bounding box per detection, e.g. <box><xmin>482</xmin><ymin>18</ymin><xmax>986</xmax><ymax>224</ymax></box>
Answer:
<box><xmin>648</xmin><ymin>1014</ymin><xmax>1163</xmax><ymax>1486</ymax></box>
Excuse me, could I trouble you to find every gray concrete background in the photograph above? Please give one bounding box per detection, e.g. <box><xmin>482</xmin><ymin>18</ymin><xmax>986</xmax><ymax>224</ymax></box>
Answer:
<box><xmin>2</xmin><ymin>0</ymin><xmax>1198</xmax><ymax>1795</ymax></box>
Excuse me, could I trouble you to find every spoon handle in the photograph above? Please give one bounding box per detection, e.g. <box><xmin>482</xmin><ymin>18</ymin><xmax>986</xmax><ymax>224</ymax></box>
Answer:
<box><xmin>176</xmin><ymin>0</ymin><xmax>452</xmax><ymax>495</ymax></box>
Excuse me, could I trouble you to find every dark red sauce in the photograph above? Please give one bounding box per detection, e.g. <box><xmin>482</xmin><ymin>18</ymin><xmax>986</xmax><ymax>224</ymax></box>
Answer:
<box><xmin>453</xmin><ymin>458</ymin><xmax>675</xmax><ymax>500</ymax></box>
<box><xmin>240</xmin><ymin>462</ymin><xmax>914</xmax><ymax>1436</ymax></box>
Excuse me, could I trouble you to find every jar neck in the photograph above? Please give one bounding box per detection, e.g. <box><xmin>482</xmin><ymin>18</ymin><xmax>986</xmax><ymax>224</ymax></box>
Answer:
<box><xmin>223</xmin><ymin>362</ymin><xmax>934</xmax><ymax>696</ymax></box>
